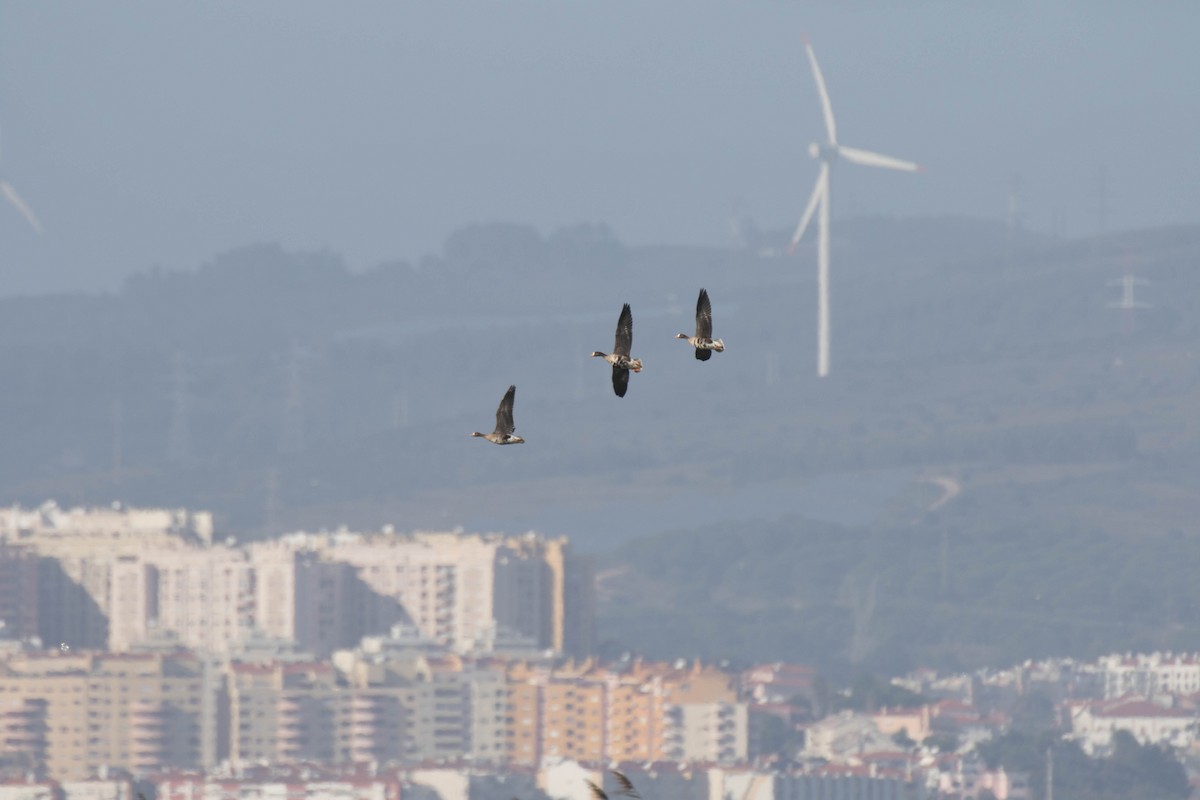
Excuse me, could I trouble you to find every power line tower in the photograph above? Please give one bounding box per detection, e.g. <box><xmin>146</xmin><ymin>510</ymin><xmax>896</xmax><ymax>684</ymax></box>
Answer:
<box><xmin>1107</xmin><ymin>274</ymin><xmax>1150</xmax><ymax>334</ymax></box>
<box><xmin>167</xmin><ymin>351</ymin><xmax>191</xmax><ymax>464</ymax></box>
<box><xmin>846</xmin><ymin>573</ymin><xmax>878</xmax><ymax>666</ymax></box>
<box><xmin>391</xmin><ymin>390</ymin><xmax>410</xmax><ymax>429</ymax></box>
<box><xmin>1093</xmin><ymin>164</ymin><xmax>1110</xmax><ymax>236</ymax></box>
<box><xmin>940</xmin><ymin>528</ymin><xmax>949</xmax><ymax>598</ymax></box>
<box><xmin>264</xmin><ymin>467</ymin><xmax>280</xmax><ymax>534</ymax></box>
<box><xmin>111</xmin><ymin>398</ymin><xmax>123</xmax><ymax>487</ymax></box>
<box><xmin>1005</xmin><ymin>173</ymin><xmax>1025</xmax><ymax>265</ymax></box>
<box><xmin>728</xmin><ymin>197</ymin><xmax>755</xmax><ymax>250</ymax></box>
<box><xmin>281</xmin><ymin>345</ymin><xmax>306</xmax><ymax>454</ymax></box>
<box><xmin>1045</xmin><ymin>745</ymin><xmax>1054</xmax><ymax>800</ymax></box>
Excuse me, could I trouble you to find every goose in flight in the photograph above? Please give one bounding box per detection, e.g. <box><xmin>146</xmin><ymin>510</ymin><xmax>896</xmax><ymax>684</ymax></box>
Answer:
<box><xmin>591</xmin><ymin>303</ymin><xmax>643</xmax><ymax>397</ymax></box>
<box><xmin>611</xmin><ymin>771</ymin><xmax>641</xmax><ymax>799</ymax></box>
<box><xmin>585</xmin><ymin>771</ymin><xmax>641</xmax><ymax>800</ymax></box>
<box><xmin>470</xmin><ymin>385</ymin><xmax>525</xmax><ymax>444</ymax></box>
<box><xmin>675</xmin><ymin>288</ymin><xmax>724</xmax><ymax>360</ymax></box>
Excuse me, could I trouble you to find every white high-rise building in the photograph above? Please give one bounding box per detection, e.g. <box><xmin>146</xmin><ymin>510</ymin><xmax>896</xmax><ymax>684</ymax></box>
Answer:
<box><xmin>18</xmin><ymin>515</ymin><xmax>594</xmax><ymax>659</ymax></box>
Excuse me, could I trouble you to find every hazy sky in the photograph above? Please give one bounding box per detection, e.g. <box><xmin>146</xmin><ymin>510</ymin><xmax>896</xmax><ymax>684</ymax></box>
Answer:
<box><xmin>1</xmin><ymin>1</ymin><xmax>1198</xmax><ymax>295</ymax></box>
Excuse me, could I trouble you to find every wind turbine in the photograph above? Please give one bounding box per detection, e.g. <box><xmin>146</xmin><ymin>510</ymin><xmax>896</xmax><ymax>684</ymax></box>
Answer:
<box><xmin>0</xmin><ymin>126</ymin><xmax>43</xmax><ymax>234</ymax></box>
<box><xmin>788</xmin><ymin>34</ymin><xmax>922</xmax><ymax>377</ymax></box>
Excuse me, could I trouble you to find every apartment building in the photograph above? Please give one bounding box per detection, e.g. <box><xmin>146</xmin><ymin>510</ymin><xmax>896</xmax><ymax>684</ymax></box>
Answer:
<box><xmin>1</xmin><ymin>644</ymin><xmax>750</xmax><ymax>779</ymax></box>
<box><xmin>606</xmin><ymin>671</ymin><xmax>662</xmax><ymax>762</ymax></box>
<box><xmin>535</xmin><ymin>668</ymin><xmax>608</xmax><ymax>764</ymax></box>
<box><xmin>1097</xmin><ymin>652</ymin><xmax>1200</xmax><ymax>699</ymax></box>
<box><xmin>225</xmin><ymin>650</ymin><xmax>513</xmax><ymax>769</ymax></box>
<box><xmin>248</xmin><ymin>542</ymin><xmax>390</xmax><ymax>657</ymax></box>
<box><xmin>0</xmin><ymin>502</ymin><xmax>213</xmax><ymax>546</ymax></box>
<box><xmin>0</xmin><ymin>542</ymin><xmax>39</xmax><ymax>639</ymax></box>
<box><xmin>2</xmin><ymin>503</ymin><xmax>593</xmax><ymax>659</ymax></box>
<box><xmin>1068</xmin><ymin>697</ymin><xmax>1196</xmax><ymax>754</ymax></box>
<box><xmin>20</xmin><ymin>522</ymin><xmax>593</xmax><ymax>661</ymax></box>
<box><xmin>288</xmin><ymin>531</ymin><xmax>594</xmax><ymax>657</ymax></box>
<box><xmin>227</xmin><ymin>661</ymin><xmax>340</xmax><ymax>765</ymax></box>
<box><xmin>0</xmin><ymin>651</ymin><xmax>218</xmax><ymax>781</ymax></box>
<box><xmin>658</xmin><ymin>662</ymin><xmax>747</xmax><ymax>764</ymax></box>
<box><xmin>4</xmin><ymin>503</ymin><xmax>205</xmax><ymax>652</ymax></box>
<box><xmin>142</xmin><ymin>548</ymin><xmax>254</xmax><ymax>655</ymax></box>
<box><xmin>505</xmin><ymin>659</ymin><xmax>747</xmax><ymax>767</ymax></box>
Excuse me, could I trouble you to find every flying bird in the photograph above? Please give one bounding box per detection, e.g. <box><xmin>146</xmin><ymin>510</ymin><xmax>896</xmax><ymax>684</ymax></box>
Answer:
<box><xmin>611</xmin><ymin>771</ymin><xmax>641</xmax><ymax>799</ymax></box>
<box><xmin>591</xmin><ymin>303</ymin><xmax>643</xmax><ymax>398</ymax></box>
<box><xmin>0</xmin><ymin>126</ymin><xmax>42</xmax><ymax>234</ymax></box>
<box><xmin>470</xmin><ymin>385</ymin><xmax>525</xmax><ymax>444</ymax></box>
<box><xmin>675</xmin><ymin>288</ymin><xmax>725</xmax><ymax>361</ymax></box>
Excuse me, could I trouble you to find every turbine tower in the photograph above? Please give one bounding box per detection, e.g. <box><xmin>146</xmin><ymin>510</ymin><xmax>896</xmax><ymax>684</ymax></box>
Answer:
<box><xmin>788</xmin><ymin>35</ymin><xmax>923</xmax><ymax>377</ymax></box>
<box><xmin>0</xmin><ymin>125</ymin><xmax>42</xmax><ymax>234</ymax></box>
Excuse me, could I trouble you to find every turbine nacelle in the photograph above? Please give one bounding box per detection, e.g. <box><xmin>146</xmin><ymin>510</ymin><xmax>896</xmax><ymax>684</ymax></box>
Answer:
<box><xmin>808</xmin><ymin>142</ymin><xmax>838</xmax><ymax>162</ymax></box>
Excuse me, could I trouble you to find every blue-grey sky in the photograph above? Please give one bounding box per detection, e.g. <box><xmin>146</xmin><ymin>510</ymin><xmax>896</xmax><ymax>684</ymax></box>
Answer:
<box><xmin>1</xmin><ymin>1</ymin><xmax>1197</xmax><ymax>295</ymax></box>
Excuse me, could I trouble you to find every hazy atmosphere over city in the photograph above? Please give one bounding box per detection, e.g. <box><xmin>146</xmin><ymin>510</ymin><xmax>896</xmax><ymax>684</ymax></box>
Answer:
<box><xmin>2</xmin><ymin>3</ymin><xmax>1199</xmax><ymax>293</ymax></box>
<box><xmin>3</xmin><ymin>3</ymin><xmax>1200</xmax><ymax>800</ymax></box>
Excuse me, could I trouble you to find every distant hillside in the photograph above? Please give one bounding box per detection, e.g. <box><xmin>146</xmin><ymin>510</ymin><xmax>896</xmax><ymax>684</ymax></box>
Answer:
<box><xmin>0</xmin><ymin>217</ymin><xmax>1197</xmax><ymax>559</ymax></box>
<box><xmin>597</xmin><ymin>497</ymin><xmax>1200</xmax><ymax>674</ymax></box>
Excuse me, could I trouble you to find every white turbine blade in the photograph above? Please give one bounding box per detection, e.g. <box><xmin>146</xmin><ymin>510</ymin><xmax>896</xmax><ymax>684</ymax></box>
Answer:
<box><xmin>1</xmin><ymin>181</ymin><xmax>44</xmax><ymax>234</ymax></box>
<box><xmin>787</xmin><ymin>163</ymin><xmax>828</xmax><ymax>255</ymax></box>
<box><xmin>837</xmin><ymin>145</ymin><xmax>923</xmax><ymax>173</ymax></box>
<box><xmin>803</xmin><ymin>34</ymin><xmax>837</xmax><ymax>144</ymax></box>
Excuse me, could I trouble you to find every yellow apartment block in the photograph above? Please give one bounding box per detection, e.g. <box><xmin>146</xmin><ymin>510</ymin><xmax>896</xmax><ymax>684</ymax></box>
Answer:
<box><xmin>0</xmin><ymin>649</ymin><xmax>747</xmax><ymax>778</ymax></box>
<box><xmin>0</xmin><ymin>651</ymin><xmax>215</xmax><ymax>781</ymax></box>
<box><xmin>503</xmin><ymin>659</ymin><xmax>747</xmax><ymax>766</ymax></box>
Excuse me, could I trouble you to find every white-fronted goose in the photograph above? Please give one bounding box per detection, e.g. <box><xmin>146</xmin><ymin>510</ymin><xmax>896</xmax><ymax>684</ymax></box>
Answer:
<box><xmin>611</xmin><ymin>771</ymin><xmax>641</xmax><ymax>799</ymax></box>
<box><xmin>675</xmin><ymin>288</ymin><xmax>725</xmax><ymax>360</ymax></box>
<box><xmin>470</xmin><ymin>385</ymin><xmax>525</xmax><ymax>444</ymax></box>
<box><xmin>584</xmin><ymin>771</ymin><xmax>641</xmax><ymax>800</ymax></box>
<box><xmin>591</xmin><ymin>302</ymin><xmax>643</xmax><ymax>398</ymax></box>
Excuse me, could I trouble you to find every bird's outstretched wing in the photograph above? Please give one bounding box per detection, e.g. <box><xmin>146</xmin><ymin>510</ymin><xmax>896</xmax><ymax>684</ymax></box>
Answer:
<box><xmin>612</xmin><ymin>365</ymin><xmax>629</xmax><ymax>398</ymax></box>
<box><xmin>695</xmin><ymin>289</ymin><xmax>713</xmax><ymax>339</ymax></box>
<box><xmin>695</xmin><ymin>348</ymin><xmax>711</xmax><ymax>361</ymax></box>
<box><xmin>614</xmin><ymin>303</ymin><xmax>633</xmax><ymax>357</ymax></box>
<box><xmin>611</xmin><ymin>771</ymin><xmax>641</xmax><ymax>799</ymax></box>
<box><xmin>495</xmin><ymin>385</ymin><xmax>516</xmax><ymax>435</ymax></box>
<box><xmin>586</xmin><ymin>780</ymin><xmax>609</xmax><ymax>800</ymax></box>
